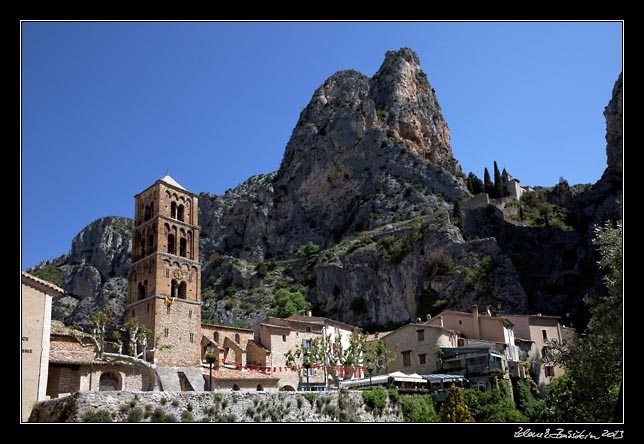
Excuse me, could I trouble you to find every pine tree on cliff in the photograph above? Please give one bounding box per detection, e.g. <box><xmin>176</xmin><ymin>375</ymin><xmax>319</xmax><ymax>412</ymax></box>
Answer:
<box><xmin>493</xmin><ymin>161</ymin><xmax>503</xmax><ymax>199</ymax></box>
<box><xmin>484</xmin><ymin>168</ymin><xmax>493</xmax><ymax>196</ymax></box>
<box><xmin>466</xmin><ymin>172</ymin><xmax>484</xmax><ymax>195</ymax></box>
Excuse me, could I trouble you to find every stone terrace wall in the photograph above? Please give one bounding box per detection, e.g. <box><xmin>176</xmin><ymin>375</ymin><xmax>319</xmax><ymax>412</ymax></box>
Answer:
<box><xmin>30</xmin><ymin>390</ymin><xmax>403</xmax><ymax>423</ymax></box>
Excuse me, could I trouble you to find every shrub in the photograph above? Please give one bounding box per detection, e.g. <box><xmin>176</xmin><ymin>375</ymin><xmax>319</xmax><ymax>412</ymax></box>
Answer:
<box><xmin>171</xmin><ymin>399</ymin><xmax>180</xmax><ymax>407</ymax></box>
<box><xmin>181</xmin><ymin>410</ymin><xmax>195</xmax><ymax>422</ymax></box>
<box><xmin>160</xmin><ymin>397</ymin><xmax>168</xmax><ymax>405</ymax></box>
<box><xmin>151</xmin><ymin>407</ymin><xmax>166</xmax><ymax>422</ymax></box>
<box><xmin>296</xmin><ymin>396</ymin><xmax>304</xmax><ymax>409</ymax></box>
<box><xmin>127</xmin><ymin>407</ymin><xmax>144</xmax><ymax>423</ymax></box>
<box><xmin>362</xmin><ymin>387</ymin><xmax>388</xmax><ymax>416</ymax></box>
<box><xmin>82</xmin><ymin>409</ymin><xmax>113</xmax><ymax>423</ymax></box>
<box><xmin>323</xmin><ymin>404</ymin><xmax>337</xmax><ymax>417</ymax></box>
<box><xmin>398</xmin><ymin>394</ymin><xmax>440</xmax><ymax>422</ymax></box>
<box><xmin>304</xmin><ymin>392</ymin><xmax>317</xmax><ymax>406</ymax></box>
<box><xmin>118</xmin><ymin>403</ymin><xmax>129</xmax><ymax>413</ymax></box>
<box><xmin>128</xmin><ymin>399</ymin><xmax>137</xmax><ymax>408</ymax></box>
<box><xmin>214</xmin><ymin>393</ymin><xmax>224</xmax><ymax>403</ymax></box>
<box><xmin>144</xmin><ymin>404</ymin><xmax>153</xmax><ymax>418</ymax></box>
<box><xmin>30</xmin><ymin>263</ymin><xmax>63</xmax><ymax>286</ymax></box>
<box><xmin>165</xmin><ymin>413</ymin><xmax>178</xmax><ymax>423</ymax></box>
<box><xmin>186</xmin><ymin>402</ymin><xmax>193</xmax><ymax>412</ymax></box>
<box><xmin>388</xmin><ymin>388</ymin><xmax>400</xmax><ymax>404</ymax></box>
<box><xmin>245</xmin><ymin>406</ymin><xmax>255</xmax><ymax>418</ymax></box>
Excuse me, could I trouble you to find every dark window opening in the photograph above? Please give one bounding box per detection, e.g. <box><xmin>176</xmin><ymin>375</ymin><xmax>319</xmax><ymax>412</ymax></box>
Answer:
<box><xmin>542</xmin><ymin>329</ymin><xmax>548</xmax><ymax>341</ymax></box>
<box><xmin>147</xmin><ymin>303</ymin><xmax>150</xmax><ymax>313</ymax></box>
<box><xmin>171</xmin><ymin>202</ymin><xmax>177</xmax><ymax>219</ymax></box>
<box><xmin>235</xmin><ymin>334</ymin><xmax>240</xmax><ymax>344</ymax></box>
<box><xmin>544</xmin><ymin>366</ymin><xmax>555</xmax><ymax>377</ymax></box>
<box><xmin>168</xmin><ymin>234</ymin><xmax>175</xmax><ymax>254</ymax></box>
<box><xmin>167</xmin><ymin>305</ymin><xmax>171</xmax><ymax>314</ymax></box>
<box><xmin>256</xmin><ymin>384</ymin><xmax>264</xmax><ymax>391</ymax></box>
<box><xmin>179</xmin><ymin>238</ymin><xmax>187</xmax><ymax>257</ymax></box>
<box><xmin>189</xmin><ymin>310</ymin><xmax>192</xmax><ymax>319</ymax></box>
<box><xmin>171</xmin><ymin>280</ymin><xmax>178</xmax><ymax>298</ymax></box>
<box><xmin>147</xmin><ymin>234</ymin><xmax>155</xmax><ymax>256</ymax></box>
<box><xmin>282</xmin><ymin>335</ymin><xmax>286</xmax><ymax>342</ymax></box>
<box><xmin>419</xmin><ymin>353</ymin><xmax>427</xmax><ymax>365</ymax></box>
<box><xmin>138</xmin><ymin>283</ymin><xmax>146</xmax><ymax>300</ymax></box>
<box><xmin>164</xmin><ymin>328</ymin><xmax>169</xmax><ymax>338</ymax></box>
<box><xmin>214</xmin><ymin>332</ymin><xmax>219</xmax><ymax>343</ymax></box>
<box><xmin>177</xmin><ymin>205</ymin><xmax>185</xmax><ymax>222</ymax></box>
<box><xmin>232</xmin><ymin>384</ymin><xmax>240</xmax><ymax>391</ymax></box>
<box><xmin>178</xmin><ymin>282</ymin><xmax>187</xmax><ymax>299</ymax></box>
<box><xmin>417</xmin><ymin>329</ymin><xmax>425</xmax><ymax>341</ymax></box>
<box><xmin>139</xmin><ymin>236</ymin><xmax>146</xmax><ymax>259</ymax></box>
<box><xmin>306</xmin><ymin>327</ymin><xmax>312</xmax><ymax>333</ymax></box>
<box><xmin>144</xmin><ymin>205</ymin><xmax>152</xmax><ymax>221</ymax></box>
<box><xmin>190</xmin><ymin>333</ymin><xmax>194</xmax><ymax>343</ymax></box>
<box><xmin>99</xmin><ymin>372</ymin><xmax>120</xmax><ymax>391</ymax></box>
<box><xmin>402</xmin><ymin>351</ymin><xmax>411</xmax><ymax>367</ymax></box>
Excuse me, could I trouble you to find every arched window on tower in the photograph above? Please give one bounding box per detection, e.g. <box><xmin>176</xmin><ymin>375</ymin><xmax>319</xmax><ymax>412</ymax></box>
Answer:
<box><xmin>178</xmin><ymin>281</ymin><xmax>187</xmax><ymax>299</ymax></box>
<box><xmin>179</xmin><ymin>237</ymin><xmax>187</xmax><ymax>257</ymax></box>
<box><xmin>168</xmin><ymin>234</ymin><xmax>175</xmax><ymax>255</ymax></box>
<box><xmin>171</xmin><ymin>280</ymin><xmax>178</xmax><ymax>299</ymax></box>
<box><xmin>139</xmin><ymin>234</ymin><xmax>146</xmax><ymax>259</ymax></box>
<box><xmin>144</xmin><ymin>204</ymin><xmax>152</xmax><ymax>221</ymax></box>
<box><xmin>138</xmin><ymin>282</ymin><xmax>146</xmax><ymax>301</ymax></box>
<box><xmin>171</xmin><ymin>202</ymin><xmax>177</xmax><ymax>219</ymax></box>
<box><xmin>187</xmin><ymin>232</ymin><xmax>193</xmax><ymax>259</ymax></box>
<box><xmin>147</xmin><ymin>233</ymin><xmax>155</xmax><ymax>256</ymax></box>
<box><xmin>214</xmin><ymin>332</ymin><xmax>219</xmax><ymax>343</ymax></box>
<box><xmin>235</xmin><ymin>334</ymin><xmax>240</xmax><ymax>344</ymax></box>
<box><xmin>177</xmin><ymin>204</ymin><xmax>185</xmax><ymax>222</ymax></box>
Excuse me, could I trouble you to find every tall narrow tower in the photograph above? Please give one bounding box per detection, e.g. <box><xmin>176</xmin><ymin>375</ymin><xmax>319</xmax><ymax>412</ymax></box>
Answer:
<box><xmin>127</xmin><ymin>175</ymin><xmax>201</xmax><ymax>367</ymax></box>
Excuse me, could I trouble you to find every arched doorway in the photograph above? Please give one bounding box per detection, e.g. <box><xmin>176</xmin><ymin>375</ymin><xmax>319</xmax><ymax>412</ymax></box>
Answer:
<box><xmin>256</xmin><ymin>384</ymin><xmax>264</xmax><ymax>391</ymax></box>
<box><xmin>281</xmin><ymin>385</ymin><xmax>296</xmax><ymax>391</ymax></box>
<box><xmin>99</xmin><ymin>372</ymin><xmax>121</xmax><ymax>391</ymax></box>
<box><xmin>232</xmin><ymin>384</ymin><xmax>240</xmax><ymax>391</ymax></box>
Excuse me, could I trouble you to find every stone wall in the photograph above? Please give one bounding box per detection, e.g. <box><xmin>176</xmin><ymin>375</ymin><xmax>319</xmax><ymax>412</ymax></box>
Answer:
<box><xmin>30</xmin><ymin>390</ymin><xmax>403</xmax><ymax>423</ymax></box>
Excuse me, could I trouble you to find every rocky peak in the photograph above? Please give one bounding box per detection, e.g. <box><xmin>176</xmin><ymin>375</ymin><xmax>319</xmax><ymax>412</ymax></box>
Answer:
<box><xmin>604</xmin><ymin>72</ymin><xmax>622</xmax><ymax>176</ymax></box>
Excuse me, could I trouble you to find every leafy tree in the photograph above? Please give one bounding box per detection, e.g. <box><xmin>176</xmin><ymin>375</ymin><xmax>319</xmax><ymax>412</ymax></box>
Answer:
<box><xmin>493</xmin><ymin>161</ymin><xmax>503</xmax><ymax>198</ymax></box>
<box><xmin>463</xmin><ymin>379</ymin><xmax>526</xmax><ymax>422</ymax></box>
<box><xmin>453</xmin><ymin>199</ymin><xmax>464</xmax><ymax>235</ymax></box>
<box><xmin>297</xmin><ymin>241</ymin><xmax>321</xmax><ymax>258</ymax></box>
<box><xmin>267</xmin><ymin>288</ymin><xmax>310</xmax><ymax>318</ymax></box>
<box><xmin>398</xmin><ymin>394</ymin><xmax>440</xmax><ymax>422</ymax></box>
<box><xmin>513</xmin><ymin>379</ymin><xmax>547</xmax><ymax>421</ymax></box>
<box><xmin>466</xmin><ymin>172</ymin><xmax>484</xmax><ymax>195</ymax></box>
<box><xmin>483</xmin><ymin>168</ymin><xmax>493</xmax><ymax>196</ymax></box>
<box><xmin>544</xmin><ymin>218</ymin><xmax>622</xmax><ymax>422</ymax></box>
<box><xmin>439</xmin><ymin>384</ymin><xmax>474</xmax><ymax>422</ymax></box>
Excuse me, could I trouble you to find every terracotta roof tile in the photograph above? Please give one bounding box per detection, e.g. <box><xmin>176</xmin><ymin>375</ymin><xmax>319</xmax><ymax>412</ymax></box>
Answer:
<box><xmin>202</xmin><ymin>365</ymin><xmax>280</xmax><ymax>380</ymax></box>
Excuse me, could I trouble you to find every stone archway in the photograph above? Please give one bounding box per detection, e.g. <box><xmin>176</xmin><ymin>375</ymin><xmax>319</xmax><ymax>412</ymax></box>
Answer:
<box><xmin>99</xmin><ymin>372</ymin><xmax>121</xmax><ymax>391</ymax></box>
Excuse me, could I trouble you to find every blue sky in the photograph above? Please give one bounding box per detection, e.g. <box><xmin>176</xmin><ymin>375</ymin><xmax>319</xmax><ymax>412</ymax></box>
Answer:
<box><xmin>21</xmin><ymin>21</ymin><xmax>623</xmax><ymax>270</ymax></box>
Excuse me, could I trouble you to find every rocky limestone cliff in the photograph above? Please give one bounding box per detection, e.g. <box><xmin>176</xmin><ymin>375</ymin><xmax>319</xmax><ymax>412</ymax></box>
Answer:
<box><xmin>27</xmin><ymin>53</ymin><xmax>622</xmax><ymax>333</ymax></box>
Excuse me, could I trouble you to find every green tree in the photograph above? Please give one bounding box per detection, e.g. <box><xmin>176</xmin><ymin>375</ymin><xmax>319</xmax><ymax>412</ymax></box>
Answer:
<box><xmin>493</xmin><ymin>161</ymin><xmax>503</xmax><ymax>198</ymax></box>
<box><xmin>439</xmin><ymin>384</ymin><xmax>474</xmax><ymax>422</ymax></box>
<box><xmin>544</xmin><ymin>218</ymin><xmax>622</xmax><ymax>422</ymax></box>
<box><xmin>466</xmin><ymin>172</ymin><xmax>484</xmax><ymax>195</ymax></box>
<box><xmin>483</xmin><ymin>168</ymin><xmax>493</xmax><ymax>196</ymax></box>
<box><xmin>464</xmin><ymin>379</ymin><xmax>527</xmax><ymax>422</ymax></box>
<box><xmin>267</xmin><ymin>288</ymin><xmax>310</xmax><ymax>318</ymax></box>
<box><xmin>453</xmin><ymin>199</ymin><xmax>464</xmax><ymax>235</ymax></box>
<box><xmin>398</xmin><ymin>394</ymin><xmax>440</xmax><ymax>422</ymax></box>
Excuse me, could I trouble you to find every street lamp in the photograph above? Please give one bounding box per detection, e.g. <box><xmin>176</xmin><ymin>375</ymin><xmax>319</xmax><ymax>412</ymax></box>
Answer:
<box><xmin>205</xmin><ymin>342</ymin><xmax>217</xmax><ymax>391</ymax></box>
<box><xmin>303</xmin><ymin>351</ymin><xmax>311</xmax><ymax>392</ymax></box>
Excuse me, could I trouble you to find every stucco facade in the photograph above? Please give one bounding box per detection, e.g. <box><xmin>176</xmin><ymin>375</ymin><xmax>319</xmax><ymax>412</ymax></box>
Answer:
<box><xmin>21</xmin><ymin>272</ymin><xmax>63</xmax><ymax>422</ymax></box>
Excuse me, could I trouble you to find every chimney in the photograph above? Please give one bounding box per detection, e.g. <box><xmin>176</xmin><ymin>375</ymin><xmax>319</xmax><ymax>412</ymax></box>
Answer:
<box><xmin>439</xmin><ymin>316</ymin><xmax>444</xmax><ymax>328</ymax></box>
<box><xmin>426</xmin><ymin>314</ymin><xmax>432</xmax><ymax>322</ymax></box>
<box><xmin>306</xmin><ymin>310</ymin><xmax>312</xmax><ymax>317</ymax></box>
<box><xmin>472</xmin><ymin>305</ymin><xmax>480</xmax><ymax>339</ymax></box>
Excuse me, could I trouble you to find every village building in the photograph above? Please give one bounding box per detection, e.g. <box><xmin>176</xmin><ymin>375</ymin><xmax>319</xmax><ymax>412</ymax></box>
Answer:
<box><xmin>21</xmin><ymin>272</ymin><xmax>64</xmax><ymax>421</ymax></box>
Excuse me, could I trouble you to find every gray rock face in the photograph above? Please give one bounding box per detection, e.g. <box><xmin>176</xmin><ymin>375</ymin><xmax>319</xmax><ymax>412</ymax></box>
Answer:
<box><xmin>604</xmin><ymin>72</ymin><xmax>623</xmax><ymax>176</ymax></box>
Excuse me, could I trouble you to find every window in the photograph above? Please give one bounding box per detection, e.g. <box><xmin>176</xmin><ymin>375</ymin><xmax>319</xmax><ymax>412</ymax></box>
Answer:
<box><xmin>282</xmin><ymin>335</ymin><xmax>287</xmax><ymax>342</ymax></box>
<box><xmin>419</xmin><ymin>353</ymin><xmax>427</xmax><ymax>365</ymax></box>
<box><xmin>177</xmin><ymin>205</ymin><xmax>185</xmax><ymax>222</ymax></box>
<box><xmin>306</xmin><ymin>327</ymin><xmax>312</xmax><ymax>333</ymax></box>
<box><xmin>235</xmin><ymin>334</ymin><xmax>240</xmax><ymax>344</ymax></box>
<box><xmin>541</xmin><ymin>346</ymin><xmax>549</xmax><ymax>359</ymax></box>
<box><xmin>459</xmin><ymin>320</ymin><xmax>462</xmax><ymax>325</ymax></box>
<box><xmin>417</xmin><ymin>330</ymin><xmax>425</xmax><ymax>341</ymax></box>
<box><xmin>167</xmin><ymin>305</ymin><xmax>171</xmax><ymax>314</ymax></box>
<box><xmin>542</xmin><ymin>329</ymin><xmax>548</xmax><ymax>341</ymax></box>
<box><xmin>544</xmin><ymin>366</ymin><xmax>555</xmax><ymax>377</ymax></box>
<box><xmin>402</xmin><ymin>351</ymin><xmax>411</xmax><ymax>367</ymax></box>
<box><xmin>131</xmin><ymin>309</ymin><xmax>134</xmax><ymax>317</ymax></box>
<box><xmin>144</xmin><ymin>205</ymin><xmax>152</xmax><ymax>221</ymax></box>
<box><xmin>178</xmin><ymin>282</ymin><xmax>187</xmax><ymax>299</ymax></box>
<box><xmin>147</xmin><ymin>234</ymin><xmax>154</xmax><ymax>255</ymax></box>
<box><xmin>171</xmin><ymin>280</ymin><xmax>178</xmax><ymax>298</ymax></box>
<box><xmin>214</xmin><ymin>332</ymin><xmax>219</xmax><ymax>343</ymax></box>
<box><xmin>179</xmin><ymin>238</ymin><xmax>187</xmax><ymax>257</ymax></box>
<box><xmin>138</xmin><ymin>283</ymin><xmax>146</xmax><ymax>301</ymax></box>
<box><xmin>171</xmin><ymin>202</ymin><xmax>177</xmax><ymax>219</ymax></box>
<box><xmin>147</xmin><ymin>303</ymin><xmax>149</xmax><ymax>313</ymax></box>
<box><xmin>188</xmin><ymin>310</ymin><xmax>192</xmax><ymax>319</ymax></box>
<box><xmin>256</xmin><ymin>384</ymin><xmax>264</xmax><ymax>391</ymax></box>
<box><xmin>190</xmin><ymin>333</ymin><xmax>194</xmax><ymax>343</ymax></box>
<box><xmin>302</xmin><ymin>339</ymin><xmax>312</xmax><ymax>350</ymax></box>
<box><xmin>165</xmin><ymin>269</ymin><xmax>170</xmax><ymax>278</ymax></box>
<box><xmin>168</xmin><ymin>234</ymin><xmax>175</xmax><ymax>254</ymax></box>
<box><xmin>164</xmin><ymin>328</ymin><xmax>169</xmax><ymax>338</ymax></box>
<box><xmin>304</xmin><ymin>368</ymin><xmax>318</xmax><ymax>377</ymax></box>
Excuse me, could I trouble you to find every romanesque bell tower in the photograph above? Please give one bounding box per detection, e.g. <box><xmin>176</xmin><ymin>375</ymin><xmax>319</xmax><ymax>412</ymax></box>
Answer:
<box><xmin>127</xmin><ymin>175</ymin><xmax>201</xmax><ymax>367</ymax></box>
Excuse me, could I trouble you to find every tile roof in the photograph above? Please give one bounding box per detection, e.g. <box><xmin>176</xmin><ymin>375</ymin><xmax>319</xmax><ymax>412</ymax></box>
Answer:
<box><xmin>49</xmin><ymin>349</ymin><xmax>108</xmax><ymax>365</ymax></box>
<box><xmin>21</xmin><ymin>271</ymin><xmax>65</xmax><ymax>295</ymax></box>
<box><xmin>201</xmin><ymin>365</ymin><xmax>280</xmax><ymax>381</ymax></box>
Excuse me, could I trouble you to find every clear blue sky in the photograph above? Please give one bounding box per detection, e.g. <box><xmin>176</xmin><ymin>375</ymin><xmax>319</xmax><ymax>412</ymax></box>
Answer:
<box><xmin>21</xmin><ymin>21</ymin><xmax>623</xmax><ymax>270</ymax></box>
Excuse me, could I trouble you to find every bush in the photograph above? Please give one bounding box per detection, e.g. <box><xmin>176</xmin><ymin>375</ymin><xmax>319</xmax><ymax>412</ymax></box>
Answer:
<box><xmin>151</xmin><ymin>407</ymin><xmax>166</xmax><ymax>422</ymax></box>
<box><xmin>362</xmin><ymin>387</ymin><xmax>388</xmax><ymax>416</ymax></box>
<box><xmin>127</xmin><ymin>407</ymin><xmax>144</xmax><ymax>422</ymax></box>
<box><xmin>181</xmin><ymin>410</ymin><xmax>195</xmax><ymax>422</ymax></box>
<box><xmin>297</xmin><ymin>241</ymin><xmax>320</xmax><ymax>258</ymax></box>
<box><xmin>82</xmin><ymin>409</ymin><xmax>113</xmax><ymax>423</ymax></box>
<box><xmin>388</xmin><ymin>388</ymin><xmax>400</xmax><ymax>404</ymax></box>
<box><xmin>268</xmin><ymin>288</ymin><xmax>310</xmax><ymax>318</ymax></box>
<box><xmin>378</xmin><ymin>235</ymin><xmax>410</xmax><ymax>264</ymax></box>
<box><xmin>464</xmin><ymin>380</ymin><xmax>527</xmax><ymax>422</ymax></box>
<box><xmin>304</xmin><ymin>392</ymin><xmax>317</xmax><ymax>406</ymax></box>
<box><xmin>398</xmin><ymin>394</ymin><xmax>440</xmax><ymax>422</ymax></box>
<box><xmin>30</xmin><ymin>263</ymin><xmax>63</xmax><ymax>286</ymax></box>
<box><xmin>171</xmin><ymin>399</ymin><xmax>180</xmax><ymax>407</ymax></box>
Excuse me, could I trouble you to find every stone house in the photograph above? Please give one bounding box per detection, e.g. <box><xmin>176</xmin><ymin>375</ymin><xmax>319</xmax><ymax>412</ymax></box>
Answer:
<box><xmin>21</xmin><ymin>272</ymin><xmax>63</xmax><ymax>422</ymax></box>
<box><xmin>249</xmin><ymin>313</ymin><xmax>360</xmax><ymax>391</ymax></box>
<box><xmin>46</xmin><ymin>320</ymin><xmax>157</xmax><ymax>397</ymax></box>
<box><xmin>200</xmin><ymin>323</ymin><xmax>254</xmax><ymax>368</ymax></box>
<box><xmin>503</xmin><ymin>314</ymin><xmax>575</xmax><ymax>396</ymax></box>
<box><xmin>375</xmin><ymin>322</ymin><xmax>458</xmax><ymax>376</ymax></box>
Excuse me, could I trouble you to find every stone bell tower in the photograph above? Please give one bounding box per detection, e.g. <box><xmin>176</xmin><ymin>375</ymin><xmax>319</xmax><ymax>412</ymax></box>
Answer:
<box><xmin>126</xmin><ymin>175</ymin><xmax>201</xmax><ymax>367</ymax></box>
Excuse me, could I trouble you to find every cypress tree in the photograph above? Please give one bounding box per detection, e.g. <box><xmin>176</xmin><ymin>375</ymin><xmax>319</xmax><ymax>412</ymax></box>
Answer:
<box><xmin>453</xmin><ymin>199</ymin><xmax>464</xmax><ymax>235</ymax></box>
<box><xmin>483</xmin><ymin>168</ymin><xmax>493</xmax><ymax>196</ymax></box>
<box><xmin>493</xmin><ymin>161</ymin><xmax>503</xmax><ymax>198</ymax></box>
